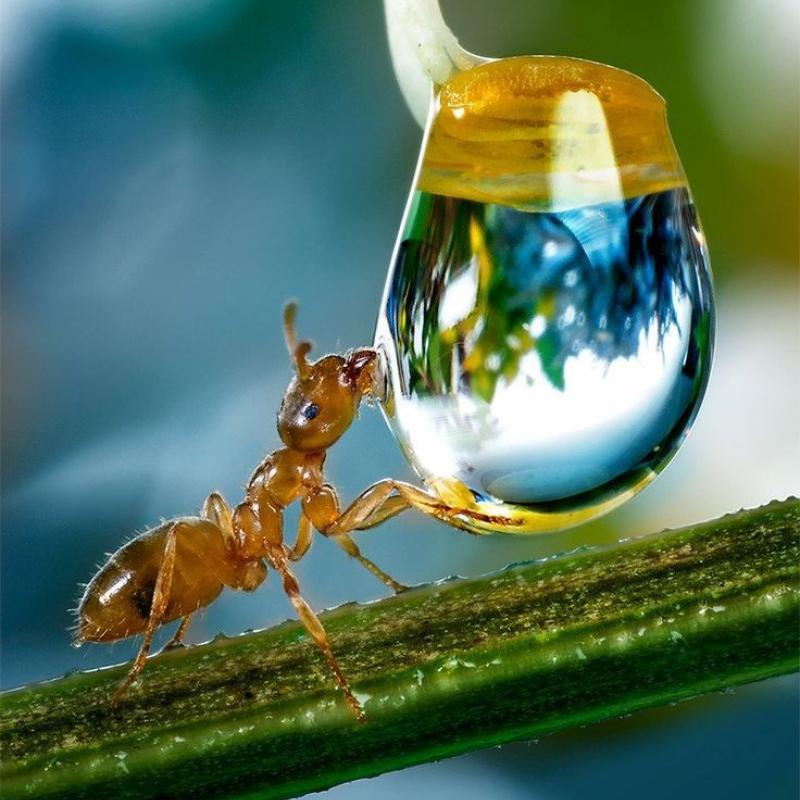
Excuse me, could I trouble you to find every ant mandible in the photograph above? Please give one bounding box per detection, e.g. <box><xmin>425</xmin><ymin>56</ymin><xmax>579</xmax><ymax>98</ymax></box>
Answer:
<box><xmin>77</xmin><ymin>303</ymin><xmax>480</xmax><ymax>721</ymax></box>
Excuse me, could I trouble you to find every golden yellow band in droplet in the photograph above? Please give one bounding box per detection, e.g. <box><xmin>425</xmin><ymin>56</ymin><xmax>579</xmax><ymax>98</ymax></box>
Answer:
<box><xmin>419</xmin><ymin>56</ymin><xmax>686</xmax><ymax>211</ymax></box>
<box><xmin>428</xmin><ymin>471</ymin><xmax>656</xmax><ymax>535</ymax></box>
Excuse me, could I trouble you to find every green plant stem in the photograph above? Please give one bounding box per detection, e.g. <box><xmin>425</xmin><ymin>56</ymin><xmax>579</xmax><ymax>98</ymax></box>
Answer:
<box><xmin>2</xmin><ymin>499</ymin><xmax>799</xmax><ymax>799</ymax></box>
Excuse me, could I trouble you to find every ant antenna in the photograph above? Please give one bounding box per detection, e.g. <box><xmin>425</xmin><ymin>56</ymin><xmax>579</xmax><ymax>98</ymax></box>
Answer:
<box><xmin>283</xmin><ymin>301</ymin><xmax>312</xmax><ymax>379</ymax></box>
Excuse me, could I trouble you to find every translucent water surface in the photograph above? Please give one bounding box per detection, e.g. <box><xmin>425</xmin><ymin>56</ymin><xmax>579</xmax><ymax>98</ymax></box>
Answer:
<box><xmin>375</xmin><ymin>187</ymin><xmax>713</xmax><ymax>531</ymax></box>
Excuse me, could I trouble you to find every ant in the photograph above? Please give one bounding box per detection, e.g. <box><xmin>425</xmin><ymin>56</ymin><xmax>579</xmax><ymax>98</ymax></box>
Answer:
<box><xmin>76</xmin><ymin>303</ymin><xmax>491</xmax><ymax>721</ymax></box>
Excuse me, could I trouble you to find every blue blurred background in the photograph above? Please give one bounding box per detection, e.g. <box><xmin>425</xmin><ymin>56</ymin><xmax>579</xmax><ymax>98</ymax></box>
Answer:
<box><xmin>2</xmin><ymin>1</ymin><xmax>798</xmax><ymax>797</ymax></box>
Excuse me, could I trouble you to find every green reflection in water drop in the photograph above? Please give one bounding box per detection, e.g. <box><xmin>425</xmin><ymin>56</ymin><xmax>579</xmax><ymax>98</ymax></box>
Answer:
<box><xmin>375</xmin><ymin>187</ymin><xmax>713</xmax><ymax>532</ymax></box>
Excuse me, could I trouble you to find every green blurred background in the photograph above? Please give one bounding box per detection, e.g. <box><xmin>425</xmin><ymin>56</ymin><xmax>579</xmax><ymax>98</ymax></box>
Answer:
<box><xmin>2</xmin><ymin>1</ymin><xmax>798</xmax><ymax>797</ymax></box>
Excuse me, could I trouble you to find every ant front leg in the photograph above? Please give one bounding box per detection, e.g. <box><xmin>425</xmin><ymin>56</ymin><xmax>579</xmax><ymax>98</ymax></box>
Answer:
<box><xmin>313</xmin><ymin>479</ymin><xmax>461</xmax><ymax>533</ymax></box>
<box><xmin>303</xmin><ymin>483</ymin><xmax>411</xmax><ymax>593</ymax></box>
<box><xmin>331</xmin><ymin>480</ymin><xmax>512</xmax><ymax>533</ymax></box>
<box><xmin>112</xmin><ymin>521</ymin><xmax>182</xmax><ymax>705</ymax></box>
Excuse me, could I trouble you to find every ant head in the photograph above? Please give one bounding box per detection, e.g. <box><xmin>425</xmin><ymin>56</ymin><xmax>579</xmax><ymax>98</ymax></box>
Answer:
<box><xmin>277</xmin><ymin>302</ymin><xmax>377</xmax><ymax>452</ymax></box>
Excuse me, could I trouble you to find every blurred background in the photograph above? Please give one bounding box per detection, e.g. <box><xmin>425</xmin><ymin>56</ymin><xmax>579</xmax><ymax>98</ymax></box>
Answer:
<box><xmin>1</xmin><ymin>0</ymin><xmax>798</xmax><ymax>797</ymax></box>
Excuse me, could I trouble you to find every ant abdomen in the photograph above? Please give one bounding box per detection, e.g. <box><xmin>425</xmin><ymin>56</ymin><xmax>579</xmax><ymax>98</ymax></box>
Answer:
<box><xmin>77</xmin><ymin>518</ymin><xmax>239</xmax><ymax>644</ymax></box>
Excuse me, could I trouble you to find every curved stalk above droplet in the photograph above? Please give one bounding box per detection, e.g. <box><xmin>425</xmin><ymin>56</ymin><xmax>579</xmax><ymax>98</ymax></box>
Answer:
<box><xmin>384</xmin><ymin>0</ymin><xmax>483</xmax><ymax>126</ymax></box>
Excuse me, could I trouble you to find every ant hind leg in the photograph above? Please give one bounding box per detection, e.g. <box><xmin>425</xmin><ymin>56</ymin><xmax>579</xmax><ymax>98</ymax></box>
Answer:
<box><xmin>161</xmin><ymin>614</ymin><xmax>193</xmax><ymax>652</ymax></box>
<box><xmin>112</xmin><ymin>522</ymin><xmax>182</xmax><ymax>705</ymax></box>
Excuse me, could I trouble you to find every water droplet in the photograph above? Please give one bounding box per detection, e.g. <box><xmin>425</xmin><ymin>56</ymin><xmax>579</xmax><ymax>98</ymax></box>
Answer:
<box><xmin>114</xmin><ymin>752</ymin><xmax>129</xmax><ymax>775</ymax></box>
<box><xmin>353</xmin><ymin>691</ymin><xmax>372</xmax><ymax>706</ymax></box>
<box><xmin>376</xmin><ymin>56</ymin><xmax>713</xmax><ymax>533</ymax></box>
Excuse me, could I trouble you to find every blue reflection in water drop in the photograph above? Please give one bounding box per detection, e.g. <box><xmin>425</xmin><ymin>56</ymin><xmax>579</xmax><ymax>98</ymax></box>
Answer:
<box><xmin>376</xmin><ymin>188</ymin><xmax>713</xmax><ymax>516</ymax></box>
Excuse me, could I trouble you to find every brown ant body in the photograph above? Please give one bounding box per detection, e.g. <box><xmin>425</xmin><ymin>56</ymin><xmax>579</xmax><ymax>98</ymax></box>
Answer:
<box><xmin>77</xmin><ymin>303</ymin><xmax>471</xmax><ymax>720</ymax></box>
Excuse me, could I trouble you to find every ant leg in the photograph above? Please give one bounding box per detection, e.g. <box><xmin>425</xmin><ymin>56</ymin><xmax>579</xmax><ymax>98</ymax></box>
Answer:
<box><xmin>270</xmin><ymin>550</ymin><xmax>365</xmax><ymax>722</ymax></box>
<box><xmin>320</xmin><ymin>480</ymin><xmax>399</xmax><ymax>534</ymax></box>
<box><xmin>203</xmin><ymin>491</ymin><xmax>235</xmax><ymax>544</ymax></box>
<box><xmin>112</xmin><ymin>522</ymin><xmax>181</xmax><ymax>705</ymax></box>
<box><xmin>368</xmin><ymin>481</ymin><xmax>510</xmax><ymax>531</ymax></box>
<box><xmin>161</xmin><ymin>614</ymin><xmax>193</xmax><ymax>651</ymax></box>
<box><xmin>324</xmin><ymin>480</ymin><xmax>456</xmax><ymax>535</ymax></box>
<box><xmin>390</xmin><ymin>481</ymin><xmax>472</xmax><ymax>524</ymax></box>
<box><xmin>303</xmin><ymin>483</ymin><xmax>408</xmax><ymax>593</ymax></box>
<box><xmin>331</xmin><ymin>533</ymin><xmax>408</xmax><ymax>593</ymax></box>
<box><xmin>354</xmin><ymin>495</ymin><xmax>410</xmax><ymax>530</ymax></box>
<box><xmin>288</xmin><ymin>513</ymin><xmax>313</xmax><ymax>561</ymax></box>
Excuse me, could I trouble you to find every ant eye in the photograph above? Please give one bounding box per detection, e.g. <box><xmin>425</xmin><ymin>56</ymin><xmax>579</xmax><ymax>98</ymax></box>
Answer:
<box><xmin>302</xmin><ymin>403</ymin><xmax>320</xmax><ymax>421</ymax></box>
